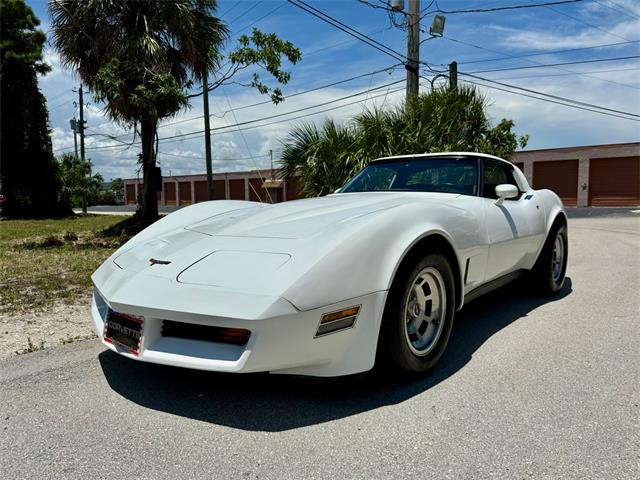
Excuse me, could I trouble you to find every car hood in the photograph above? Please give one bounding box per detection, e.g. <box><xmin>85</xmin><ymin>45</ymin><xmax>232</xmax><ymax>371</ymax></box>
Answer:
<box><xmin>103</xmin><ymin>192</ymin><xmax>461</xmax><ymax>309</ymax></box>
<box><xmin>184</xmin><ymin>192</ymin><xmax>459</xmax><ymax>239</ymax></box>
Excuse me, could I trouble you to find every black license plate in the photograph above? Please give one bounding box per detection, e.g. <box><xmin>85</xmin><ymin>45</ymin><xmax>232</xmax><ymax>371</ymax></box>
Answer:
<box><xmin>104</xmin><ymin>310</ymin><xmax>144</xmax><ymax>354</ymax></box>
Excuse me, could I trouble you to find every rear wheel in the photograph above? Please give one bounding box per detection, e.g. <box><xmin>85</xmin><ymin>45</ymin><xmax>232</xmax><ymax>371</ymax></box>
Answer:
<box><xmin>378</xmin><ymin>252</ymin><xmax>455</xmax><ymax>373</ymax></box>
<box><xmin>532</xmin><ymin>221</ymin><xmax>568</xmax><ymax>295</ymax></box>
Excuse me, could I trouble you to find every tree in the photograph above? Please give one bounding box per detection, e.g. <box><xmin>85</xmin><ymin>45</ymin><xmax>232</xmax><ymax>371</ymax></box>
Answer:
<box><xmin>0</xmin><ymin>0</ymin><xmax>66</xmax><ymax>218</ymax></box>
<box><xmin>50</xmin><ymin>0</ymin><xmax>301</xmax><ymax>220</ymax></box>
<box><xmin>57</xmin><ymin>153</ymin><xmax>103</xmax><ymax>213</ymax></box>
<box><xmin>108</xmin><ymin>178</ymin><xmax>125</xmax><ymax>204</ymax></box>
<box><xmin>280</xmin><ymin>85</ymin><xmax>529</xmax><ymax>197</ymax></box>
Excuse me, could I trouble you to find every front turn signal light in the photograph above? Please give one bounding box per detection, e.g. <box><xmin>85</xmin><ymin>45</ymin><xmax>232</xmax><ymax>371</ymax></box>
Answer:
<box><xmin>316</xmin><ymin>306</ymin><xmax>361</xmax><ymax>337</ymax></box>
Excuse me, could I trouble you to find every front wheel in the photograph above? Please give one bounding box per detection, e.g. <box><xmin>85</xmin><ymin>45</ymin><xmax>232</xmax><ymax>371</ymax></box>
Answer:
<box><xmin>532</xmin><ymin>222</ymin><xmax>568</xmax><ymax>295</ymax></box>
<box><xmin>378</xmin><ymin>252</ymin><xmax>455</xmax><ymax>374</ymax></box>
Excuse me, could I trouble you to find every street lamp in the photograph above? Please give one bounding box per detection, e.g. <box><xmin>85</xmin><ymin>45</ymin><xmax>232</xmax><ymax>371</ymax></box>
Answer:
<box><xmin>429</xmin><ymin>15</ymin><xmax>446</xmax><ymax>36</ymax></box>
<box><xmin>389</xmin><ymin>0</ymin><xmax>404</xmax><ymax>11</ymax></box>
<box><xmin>69</xmin><ymin>118</ymin><xmax>79</xmax><ymax>159</ymax></box>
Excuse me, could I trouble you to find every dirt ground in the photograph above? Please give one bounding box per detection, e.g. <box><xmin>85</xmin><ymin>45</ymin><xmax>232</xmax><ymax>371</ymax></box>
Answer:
<box><xmin>0</xmin><ymin>295</ymin><xmax>96</xmax><ymax>358</ymax></box>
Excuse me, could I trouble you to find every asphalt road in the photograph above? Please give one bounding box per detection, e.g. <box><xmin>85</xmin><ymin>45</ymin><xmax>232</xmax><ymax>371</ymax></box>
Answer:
<box><xmin>1</xmin><ymin>216</ymin><xmax>638</xmax><ymax>480</ymax></box>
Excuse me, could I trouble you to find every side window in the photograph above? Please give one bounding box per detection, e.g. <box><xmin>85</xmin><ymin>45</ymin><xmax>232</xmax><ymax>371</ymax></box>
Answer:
<box><xmin>402</xmin><ymin>161</ymin><xmax>478</xmax><ymax>195</ymax></box>
<box><xmin>482</xmin><ymin>160</ymin><xmax>519</xmax><ymax>200</ymax></box>
<box><xmin>357</xmin><ymin>167</ymin><xmax>396</xmax><ymax>191</ymax></box>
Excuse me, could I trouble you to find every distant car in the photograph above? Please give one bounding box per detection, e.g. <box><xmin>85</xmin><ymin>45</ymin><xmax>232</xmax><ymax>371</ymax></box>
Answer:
<box><xmin>91</xmin><ymin>153</ymin><xmax>567</xmax><ymax>377</ymax></box>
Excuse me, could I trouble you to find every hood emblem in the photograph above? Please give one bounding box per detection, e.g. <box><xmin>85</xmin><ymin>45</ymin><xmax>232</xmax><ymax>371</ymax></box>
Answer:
<box><xmin>149</xmin><ymin>258</ymin><xmax>171</xmax><ymax>266</ymax></box>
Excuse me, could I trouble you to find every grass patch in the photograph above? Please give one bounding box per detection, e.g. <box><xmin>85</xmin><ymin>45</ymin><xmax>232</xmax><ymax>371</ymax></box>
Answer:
<box><xmin>0</xmin><ymin>215</ymin><xmax>131</xmax><ymax>314</ymax></box>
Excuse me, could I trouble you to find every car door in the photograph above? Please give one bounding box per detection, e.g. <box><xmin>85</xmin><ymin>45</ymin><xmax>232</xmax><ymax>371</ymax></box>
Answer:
<box><xmin>481</xmin><ymin>158</ymin><xmax>545</xmax><ymax>281</ymax></box>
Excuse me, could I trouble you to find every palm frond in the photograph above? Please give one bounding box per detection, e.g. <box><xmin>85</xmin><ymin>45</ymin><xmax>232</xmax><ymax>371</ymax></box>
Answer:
<box><xmin>49</xmin><ymin>0</ymin><xmax>228</xmax><ymax>124</ymax></box>
<box><xmin>279</xmin><ymin>85</ymin><xmax>527</xmax><ymax>196</ymax></box>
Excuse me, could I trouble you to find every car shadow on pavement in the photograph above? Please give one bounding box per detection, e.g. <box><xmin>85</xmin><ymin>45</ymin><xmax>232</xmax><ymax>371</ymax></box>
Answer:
<box><xmin>99</xmin><ymin>278</ymin><xmax>572</xmax><ymax>432</ymax></box>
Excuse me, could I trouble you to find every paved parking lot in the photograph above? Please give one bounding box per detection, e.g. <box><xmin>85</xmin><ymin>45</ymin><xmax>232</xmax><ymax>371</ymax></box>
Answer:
<box><xmin>1</xmin><ymin>216</ymin><xmax>638</xmax><ymax>479</ymax></box>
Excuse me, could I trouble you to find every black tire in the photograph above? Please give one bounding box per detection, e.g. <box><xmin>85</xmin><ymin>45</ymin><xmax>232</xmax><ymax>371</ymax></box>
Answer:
<box><xmin>531</xmin><ymin>221</ymin><xmax>568</xmax><ymax>295</ymax></box>
<box><xmin>377</xmin><ymin>252</ymin><xmax>456</xmax><ymax>374</ymax></box>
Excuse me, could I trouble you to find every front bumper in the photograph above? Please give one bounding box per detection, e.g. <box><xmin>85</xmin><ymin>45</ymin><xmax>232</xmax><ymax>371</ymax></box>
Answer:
<box><xmin>91</xmin><ymin>287</ymin><xmax>387</xmax><ymax>377</ymax></box>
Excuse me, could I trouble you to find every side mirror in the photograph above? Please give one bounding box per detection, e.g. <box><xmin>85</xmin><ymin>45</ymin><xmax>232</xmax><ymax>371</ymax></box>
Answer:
<box><xmin>494</xmin><ymin>184</ymin><xmax>519</xmax><ymax>205</ymax></box>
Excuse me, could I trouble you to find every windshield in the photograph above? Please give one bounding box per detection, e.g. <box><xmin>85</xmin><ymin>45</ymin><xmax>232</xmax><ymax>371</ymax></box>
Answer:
<box><xmin>341</xmin><ymin>157</ymin><xmax>478</xmax><ymax>195</ymax></box>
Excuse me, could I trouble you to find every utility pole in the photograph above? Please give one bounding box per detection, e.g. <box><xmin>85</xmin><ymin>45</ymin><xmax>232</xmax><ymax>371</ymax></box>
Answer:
<box><xmin>268</xmin><ymin>149</ymin><xmax>276</xmax><ymax>204</ymax></box>
<box><xmin>202</xmin><ymin>71</ymin><xmax>214</xmax><ymax>200</ymax></box>
<box><xmin>78</xmin><ymin>84</ymin><xmax>86</xmax><ymax>162</ymax></box>
<box><xmin>405</xmin><ymin>0</ymin><xmax>420</xmax><ymax>100</ymax></box>
<box><xmin>449</xmin><ymin>61</ymin><xmax>458</xmax><ymax>90</ymax></box>
<box><xmin>269</xmin><ymin>149</ymin><xmax>273</xmax><ymax>175</ymax></box>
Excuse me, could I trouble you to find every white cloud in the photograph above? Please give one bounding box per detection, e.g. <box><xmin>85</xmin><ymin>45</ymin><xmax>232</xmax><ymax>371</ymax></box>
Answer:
<box><xmin>492</xmin><ymin>19</ymin><xmax>639</xmax><ymax>51</ymax></box>
<box><xmin>593</xmin><ymin>0</ymin><xmax>640</xmax><ymax>17</ymax></box>
<box><xmin>36</xmin><ymin>3</ymin><xmax>640</xmax><ymax>182</ymax></box>
<box><xmin>44</xmin><ymin>64</ymin><xmax>639</xmax><ymax>180</ymax></box>
<box><xmin>473</xmin><ymin>65</ymin><xmax>640</xmax><ymax>149</ymax></box>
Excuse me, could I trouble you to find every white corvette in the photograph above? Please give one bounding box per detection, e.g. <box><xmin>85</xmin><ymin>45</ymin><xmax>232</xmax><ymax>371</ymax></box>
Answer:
<box><xmin>91</xmin><ymin>153</ymin><xmax>568</xmax><ymax>377</ymax></box>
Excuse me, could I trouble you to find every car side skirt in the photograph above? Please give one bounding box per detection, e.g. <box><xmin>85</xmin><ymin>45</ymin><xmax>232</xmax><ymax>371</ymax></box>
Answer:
<box><xmin>462</xmin><ymin>269</ymin><xmax>526</xmax><ymax>306</ymax></box>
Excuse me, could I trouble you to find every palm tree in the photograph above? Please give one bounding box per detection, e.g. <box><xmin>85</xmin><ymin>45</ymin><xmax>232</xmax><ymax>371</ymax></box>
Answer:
<box><xmin>280</xmin><ymin>85</ymin><xmax>529</xmax><ymax>196</ymax></box>
<box><xmin>49</xmin><ymin>0</ymin><xmax>228</xmax><ymax>219</ymax></box>
<box><xmin>280</xmin><ymin>120</ymin><xmax>362</xmax><ymax>197</ymax></box>
<box><xmin>58</xmin><ymin>153</ymin><xmax>103</xmax><ymax>213</ymax></box>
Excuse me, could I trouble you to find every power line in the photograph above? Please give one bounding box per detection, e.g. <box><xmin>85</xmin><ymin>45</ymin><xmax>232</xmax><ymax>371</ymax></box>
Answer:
<box><xmin>54</xmin><ymin>79</ymin><xmax>406</xmax><ymax>153</ymax></box>
<box><xmin>287</xmin><ymin>0</ymin><xmax>407</xmax><ymax>63</ymax></box>
<box><xmin>458</xmin><ymin>71</ymin><xmax>640</xmax><ymax>119</ymax></box>
<box><xmin>545</xmin><ymin>4</ymin><xmax>633</xmax><ymax>42</ymax></box>
<box><xmin>157</xmin><ymin>151</ymin><xmax>269</xmax><ymax>161</ymax></box>
<box><xmin>181</xmin><ymin>64</ymin><xmax>401</xmax><ymax>124</ymax></box>
<box><xmin>291</xmin><ymin>0</ymin><xmax>406</xmax><ymax>59</ymax></box>
<box><xmin>591</xmin><ymin>0</ymin><xmax>640</xmax><ymax>20</ymax></box>
<box><xmin>460</xmin><ymin>76</ymin><xmax>639</xmax><ymax>122</ymax></box>
<box><xmin>219</xmin><ymin>1</ymin><xmax>242</xmax><ymax>18</ymax></box>
<box><xmin>222</xmin><ymin>93</ymin><xmax>274</xmax><ymax>203</ymax></box>
<box><xmin>364</xmin><ymin>16</ymin><xmax>392</xmax><ymax>103</ymax></box>
<box><xmin>48</xmin><ymin>100</ymin><xmax>69</xmax><ymax>111</ymax></box>
<box><xmin>157</xmin><ymin>78</ymin><xmax>405</xmax><ymax>143</ymax></box>
<box><xmin>304</xmin><ymin>27</ymin><xmax>390</xmax><ymax>57</ymax></box>
<box><xmin>223</xmin><ymin>93</ymin><xmax>258</xmax><ymax>157</ymax></box>
<box><xmin>235</xmin><ymin>2</ymin><xmax>287</xmax><ymax>34</ymax></box>
<box><xmin>183</xmin><ymin>24</ymin><xmax>395</xmax><ymax>99</ymax></box>
<box><xmin>158</xmin><ymin>85</ymin><xmax>406</xmax><ymax>145</ymax></box>
<box><xmin>54</xmin><ymin>126</ymin><xmax>135</xmax><ymax>154</ymax></box>
<box><xmin>288</xmin><ymin>0</ymin><xmax>445</xmax><ymax>76</ymax></box>
<box><xmin>471</xmin><ymin>55</ymin><xmax>640</xmax><ymax>73</ymax></box>
<box><xmin>443</xmin><ymin>36</ymin><xmax>639</xmax><ymax>89</ymax></box>
<box><xmin>290</xmin><ymin>0</ymin><xmax>405</xmax><ymax>62</ymax></box>
<box><xmin>84</xmin><ymin>130</ymin><xmax>139</xmax><ymax>146</ymax></box>
<box><xmin>78</xmin><ymin>84</ymin><xmax>406</xmax><ymax>153</ymax></box>
<box><xmin>45</xmin><ymin>89</ymin><xmax>71</xmax><ymax>104</ymax></box>
<box><xmin>599</xmin><ymin>0</ymin><xmax>640</xmax><ymax>19</ymax></box>
<box><xmin>113</xmin><ymin>64</ymin><xmax>403</xmax><ymax>138</ymax></box>
<box><xmin>491</xmin><ymin>66</ymin><xmax>640</xmax><ymax>80</ymax></box>
<box><xmin>227</xmin><ymin>0</ymin><xmax>265</xmax><ymax>25</ymax></box>
<box><xmin>84</xmin><ymin>123</ymin><xmax>133</xmax><ymax>139</ymax></box>
<box><xmin>456</xmin><ymin>40</ymin><xmax>639</xmax><ymax>65</ymax></box>
<box><xmin>156</xmin><ymin>151</ymin><xmax>199</xmax><ymax>160</ymax></box>
<box><xmin>422</xmin><ymin>0</ymin><xmax>585</xmax><ymax>15</ymax></box>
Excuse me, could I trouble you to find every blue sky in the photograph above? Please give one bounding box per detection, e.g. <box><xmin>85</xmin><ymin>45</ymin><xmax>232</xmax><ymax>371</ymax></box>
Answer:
<box><xmin>28</xmin><ymin>0</ymin><xmax>640</xmax><ymax>181</ymax></box>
